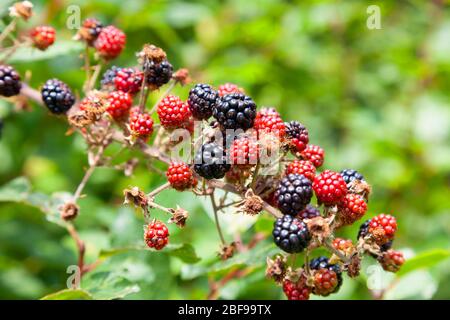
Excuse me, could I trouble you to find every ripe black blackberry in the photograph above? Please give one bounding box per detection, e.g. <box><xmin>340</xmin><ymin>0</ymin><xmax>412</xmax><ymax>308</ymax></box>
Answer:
<box><xmin>273</xmin><ymin>215</ymin><xmax>311</xmax><ymax>253</ymax></box>
<box><xmin>0</xmin><ymin>64</ymin><xmax>22</xmax><ymax>97</ymax></box>
<box><xmin>213</xmin><ymin>93</ymin><xmax>257</xmax><ymax>130</ymax></box>
<box><xmin>275</xmin><ymin>174</ymin><xmax>313</xmax><ymax>216</ymax></box>
<box><xmin>194</xmin><ymin>142</ymin><xmax>231</xmax><ymax>179</ymax></box>
<box><xmin>144</xmin><ymin>59</ymin><xmax>173</xmax><ymax>89</ymax></box>
<box><xmin>309</xmin><ymin>256</ymin><xmax>343</xmax><ymax>293</ymax></box>
<box><xmin>285</xmin><ymin>120</ymin><xmax>309</xmax><ymax>152</ymax></box>
<box><xmin>340</xmin><ymin>169</ymin><xmax>365</xmax><ymax>185</ymax></box>
<box><xmin>41</xmin><ymin>79</ymin><xmax>75</xmax><ymax>114</ymax></box>
<box><xmin>101</xmin><ymin>66</ymin><xmax>121</xmax><ymax>89</ymax></box>
<box><xmin>187</xmin><ymin>84</ymin><xmax>218</xmax><ymax>120</ymax></box>
<box><xmin>358</xmin><ymin>219</ymin><xmax>393</xmax><ymax>253</ymax></box>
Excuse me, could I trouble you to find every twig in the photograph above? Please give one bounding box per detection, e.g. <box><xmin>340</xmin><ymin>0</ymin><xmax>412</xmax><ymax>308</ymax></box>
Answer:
<box><xmin>147</xmin><ymin>182</ymin><xmax>171</xmax><ymax>199</ymax></box>
<box><xmin>87</xmin><ymin>63</ymin><xmax>102</xmax><ymax>92</ymax></box>
<box><xmin>0</xmin><ymin>18</ymin><xmax>17</xmax><ymax>46</ymax></box>
<box><xmin>73</xmin><ymin>146</ymin><xmax>105</xmax><ymax>202</ymax></box>
<box><xmin>82</xmin><ymin>45</ymin><xmax>91</xmax><ymax>93</ymax></box>
<box><xmin>66</xmin><ymin>223</ymin><xmax>86</xmax><ymax>275</ymax></box>
<box><xmin>250</xmin><ymin>161</ymin><xmax>261</xmax><ymax>190</ymax></box>
<box><xmin>209</xmin><ymin>193</ymin><xmax>226</xmax><ymax>245</ymax></box>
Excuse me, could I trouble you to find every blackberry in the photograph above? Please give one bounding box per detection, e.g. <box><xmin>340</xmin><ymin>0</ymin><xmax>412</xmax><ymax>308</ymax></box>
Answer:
<box><xmin>41</xmin><ymin>79</ymin><xmax>75</xmax><ymax>114</ymax></box>
<box><xmin>273</xmin><ymin>215</ymin><xmax>311</xmax><ymax>253</ymax></box>
<box><xmin>340</xmin><ymin>169</ymin><xmax>365</xmax><ymax>185</ymax></box>
<box><xmin>144</xmin><ymin>59</ymin><xmax>173</xmax><ymax>89</ymax></box>
<box><xmin>187</xmin><ymin>83</ymin><xmax>218</xmax><ymax>120</ymax></box>
<box><xmin>275</xmin><ymin>174</ymin><xmax>313</xmax><ymax>216</ymax></box>
<box><xmin>309</xmin><ymin>256</ymin><xmax>343</xmax><ymax>293</ymax></box>
<box><xmin>101</xmin><ymin>66</ymin><xmax>121</xmax><ymax>88</ymax></box>
<box><xmin>213</xmin><ymin>93</ymin><xmax>257</xmax><ymax>131</ymax></box>
<box><xmin>0</xmin><ymin>64</ymin><xmax>22</xmax><ymax>97</ymax></box>
<box><xmin>193</xmin><ymin>142</ymin><xmax>231</xmax><ymax>179</ymax></box>
<box><xmin>296</xmin><ymin>204</ymin><xmax>320</xmax><ymax>220</ymax></box>
<box><xmin>285</xmin><ymin>121</ymin><xmax>309</xmax><ymax>152</ymax></box>
<box><xmin>357</xmin><ymin>219</ymin><xmax>393</xmax><ymax>253</ymax></box>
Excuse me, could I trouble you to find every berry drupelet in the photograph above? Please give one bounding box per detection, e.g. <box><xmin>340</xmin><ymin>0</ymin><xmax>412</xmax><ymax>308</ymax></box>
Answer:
<box><xmin>129</xmin><ymin>111</ymin><xmax>154</xmax><ymax>140</ymax></box>
<box><xmin>213</xmin><ymin>93</ymin><xmax>257</xmax><ymax>131</ymax></box>
<box><xmin>194</xmin><ymin>142</ymin><xmax>231</xmax><ymax>179</ymax></box>
<box><xmin>166</xmin><ymin>162</ymin><xmax>197</xmax><ymax>191</ymax></box>
<box><xmin>144</xmin><ymin>220</ymin><xmax>169</xmax><ymax>250</ymax></box>
<box><xmin>313</xmin><ymin>170</ymin><xmax>348</xmax><ymax>205</ymax></box>
<box><xmin>340</xmin><ymin>169</ymin><xmax>365</xmax><ymax>185</ymax></box>
<box><xmin>144</xmin><ymin>59</ymin><xmax>173</xmax><ymax>89</ymax></box>
<box><xmin>273</xmin><ymin>214</ymin><xmax>311</xmax><ymax>253</ymax></box>
<box><xmin>283</xmin><ymin>278</ymin><xmax>311</xmax><ymax>300</ymax></box>
<box><xmin>29</xmin><ymin>26</ymin><xmax>55</xmax><ymax>50</ymax></box>
<box><xmin>94</xmin><ymin>25</ymin><xmax>126</xmax><ymax>60</ymax></box>
<box><xmin>157</xmin><ymin>95</ymin><xmax>192</xmax><ymax>129</ymax></box>
<box><xmin>41</xmin><ymin>79</ymin><xmax>75</xmax><ymax>114</ymax></box>
<box><xmin>0</xmin><ymin>64</ymin><xmax>21</xmax><ymax>97</ymax></box>
<box><xmin>187</xmin><ymin>84</ymin><xmax>218</xmax><ymax>120</ymax></box>
<box><xmin>114</xmin><ymin>68</ymin><xmax>143</xmax><ymax>94</ymax></box>
<box><xmin>285</xmin><ymin>121</ymin><xmax>309</xmax><ymax>152</ymax></box>
<box><xmin>275</xmin><ymin>174</ymin><xmax>313</xmax><ymax>215</ymax></box>
<box><xmin>285</xmin><ymin>160</ymin><xmax>316</xmax><ymax>182</ymax></box>
<box><xmin>254</xmin><ymin>107</ymin><xmax>285</xmax><ymax>137</ymax></box>
<box><xmin>301</xmin><ymin>144</ymin><xmax>325</xmax><ymax>168</ymax></box>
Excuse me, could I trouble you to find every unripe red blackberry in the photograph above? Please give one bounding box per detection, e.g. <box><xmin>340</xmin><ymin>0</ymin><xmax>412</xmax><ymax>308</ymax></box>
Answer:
<box><xmin>273</xmin><ymin>214</ymin><xmax>311</xmax><ymax>253</ymax></box>
<box><xmin>144</xmin><ymin>220</ymin><xmax>169</xmax><ymax>250</ymax></box>
<box><xmin>229</xmin><ymin>136</ymin><xmax>259</xmax><ymax>167</ymax></box>
<box><xmin>309</xmin><ymin>256</ymin><xmax>342</xmax><ymax>294</ymax></box>
<box><xmin>157</xmin><ymin>95</ymin><xmax>192</xmax><ymax>129</ymax></box>
<box><xmin>332</xmin><ymin>238</ymin><xmax>354</xmax><ymax>256</ymax></box>
<box><xmin>285</xmin><ymin>121</ymin><xmax>309</xmax><ymax>153</ymax></box>
<box><xmin>301</xmin><ymin>144</ymin><xmax>325</xmax><ymax>168</ymax></box>
<box><xmin>313</xmin><ymin>170</ymin><xmax>347</xmax><ymax>205</ymax></box>
<box><xmin>29</xmin><ymin>26</ymin><xmax>55</xmax><ymax>50</ymax></box>
<box><xmin>368</xmin><ymin>214</ymin><xmax>397</xmax><ymax>245</ymax></box>
<box><xmin>114</xmin><ymin>68</ymin><xmax>143</xmax><ymax>94</ymax></box>
<box><xmin>0</xmin><ymin>64</ymin><xmax>21</xmax><ymax>97</ymax></box>
<box><xmin>338</xmin><ymin>193</ymin><xmax>367</xmax><ymax>225</ymax></box>
<box><xmin>188</xmin><ymin>83</ymin><xmax>218</xmax><ymax>120</ymax></box>
<box><xmin>213</xmin><ymin>93</ymin><xmax>257</xmax><ymax>131</ymax></box>
<box><xmin>194</xmin><ymin>142</ymin><xmax>231</xmax><ymax>179</ymax></box>
<box><xmin>296</xmin><ymin>204</ymin><xmax>320</xmax><ymax>220</ymax></box>
<box><xmin>313</xmin><ymin>268</ymin><xmax>339</xmax><ymax>296</ymax></box>
<box><xmin>129</xmin><ymin>111</ymin><xmax>154</xmax><ymax>139</ymax></box>
<box><xmin>94</xmin><ymin>25</ymin><xmax>126</xmax><ymax>60</ymax></box>
<box><xmin>283</xmin><ymin>278</ymin><xmax>311</xmax><ymax>300</ymax></box>
<box><xmin>166</xmin><ymin>162</ymin><xmax>197</xmax><ymax>191</ymax></box>
<box><xmin>275</xmin><ymin>174</ymin><xmax>313</xmax><ymax>215</ymax></box>
<box><xmin>41</xmin><ymin>79</ymin><xmax>75</xmax><ymax>114</ymax></box>
<box><xmin>285</xmin><ymin>160</ymin><xmax>316</xmax><ymax>182</ymax></box>
<box><xmin>340</xmin><ymin>169</ymin><xmax>365</xmax><ymax>185</ymax></box>
<box><xmin>254</xmin><ymin>108</ymin><xmax>285</xmax><ymax>137</ymax></box>
<box><xmin>378</xmin><ymin>250</ymin><xmax>405</xmax><ymax>272</ymax></box>
<box><xmin>106</xmin><ymin>91</ymin><xmax>132</xmax><ymax>119</ymax></box>
<box><xmin>144</xmin><ymin>59</ymin><xmax>173</xmax><ymax>89</ymax></box>
<box><xmin>358</xmin><ymin>219</ymin><xmax>393</xmax><ymax>255</ymax></box>
<box><xmin>218</xmin><ymin>83</ymin><xmax>244</xmax><ymax>96</ymax></box>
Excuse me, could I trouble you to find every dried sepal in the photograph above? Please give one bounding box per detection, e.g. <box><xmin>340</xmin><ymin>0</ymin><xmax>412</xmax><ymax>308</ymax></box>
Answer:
<box><xmin>173</xmin><ymin>68</ymin><xmax>191</xmax><ymax>85</ymax></box>
<box><xmin>60</xmin><ymin>202</ymin><xmax>79</xmax><ymax>221</ymax></box>
<box><xmin>137</xmin><ymin>44</ymin><xmax>167</xmax><ymax>65</ymax></box>
<box><xmin>218</xmin><ymin>242</ymin><xmax>237</xmax><ymax>260</ymax></box>
<box><xmin>265</xmin><ymin>255</ymin><xmax>288</xmax><ymax>284</ymax></box>
<box><xmin>169</xmin><ymin>206</ymin><xmax>189</xmax><ymax>228</ymax></box>
<box><xmin>123</xmin><ymin>186</ymin><xmax>149</xmax><ymax>215</ymax></box>
<box><xmin>9</xmin><ymin>1</ymin><xmax>33</xmax><ymax>20</ymax></box>
<box><xmin>348</xmin><ymin>179</ymin><xmax>372</xmax><ymax>202</ymax></box>
<box><xmin>236</xmin><ymin>189</ymin><xmax>264</xmax><ymax>216</ymax></box>
<box><xmin>305</xmin><ymin>216</ymin><xmax>331</xmax><ymax>243</ymax></box>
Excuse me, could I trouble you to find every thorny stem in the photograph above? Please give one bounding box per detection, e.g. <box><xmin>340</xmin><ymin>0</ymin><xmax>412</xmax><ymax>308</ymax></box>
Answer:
<box><xmin>138</xmin><ymin>72</ymin><xmax>149</xmax><ymax>112</ymax></box>
<box><xmin>209</xmin><ymin>193</ymin><xmax>226</xmax><ymax>245</ymax></box>
<box><xmin>149</xmin><ymin>80</ymin><xmax>176</xmax><ymax>114</ymax></box>
<box><xmin>0</xmin><ymin>18</ymin><xmax>17</xmax><ymax>46</ymax></box>
<box><xmin>250</xmin><ymin>161</ymin><xmax>261</xmax><ymax>190</ymax></box>
<box><xmin>87</xmin><ymin>63</ymin><xmax>103</xmax><ymax>92</ymax></box>
<box><xmin>66</xmin><ymin>223</ymin><xmax>86</xmax><ymax>276</ymax></box>
<box><xmin>73</xmin><ymin>146</ymin><xmax>106</xmax><ymax>202</ymax></box>
<box><xmin>148</xmin><ymin>200</ymin><xmax>172</xmax><ymax>215</ymax></box>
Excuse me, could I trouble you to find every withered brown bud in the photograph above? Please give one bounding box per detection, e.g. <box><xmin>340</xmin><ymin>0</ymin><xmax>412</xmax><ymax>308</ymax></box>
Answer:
<box><xmin>306</xmin><ymin>216</ymin><xmax>331</xmax><ymax>242</ymax></box>
<box><xmin>346</xmin><ymin>254</ymin><xmax>361</xmax><ymax>278</ymax></box>
<box><xmin>173</xmin><ymin>68</ymin><xmax>191</xmax><ymax>85</ymax></box>
<box><xmin>60</xmin><ymin>202</ymin><xmax>79</xmax><ymax>221</ymax></box>
<box><xmin>238</xmin><ymin>189</ymin><xmax>264</xmax><ymax>216</ymax></box>
<box><xmin>218</xmin><ymin>242</ymin><xmax>237</xmax><ymax>260</ymax></box>
<box><xmin>169</xmin><ymin>206</ymin><xmax>189</xmax><ymax>228</ymax></box>
<box><xmin>9</xmin><ymin>1</ymin><xmax>33</xmax><ymax>20</ymax></box>
<box><xmin>123</xmin><ymin>187</ymin><xmax>148</xmax><ymax>211</ymax></box>
<box><xmin>137</xmin><ymin>44</ymin><xmax>167</xmax><ymax>65</ymax></box>
<box><xmin>74</xmin><ymin>18</ymin><xmax>103</xmax><ymax>45</ymax></box>
<box><xmin>348</xmin><ymin>179</ymin><xmax>372</xmax><ymax>202</ymax></box>
<box><xmin>68</xmin><ymin>110</ymin><xmax>97</xmax><ymax>128</ymax></box>
<box><xmin>265</xmin><ymin>255</ymin><xmax>288</xmax><ymax>284</ymax></box>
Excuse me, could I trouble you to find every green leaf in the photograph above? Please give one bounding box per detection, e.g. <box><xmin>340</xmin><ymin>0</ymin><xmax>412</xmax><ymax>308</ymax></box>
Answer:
<box><xmin>82</xmin><ymin>271</ymin><xmax>140</xmax><ymax>300</ymax></box>
<box><xmin>4</xmin><ymin>41</ymin><xmax>84</xmax><ymax>63</ymax></box>
<box><xmin>397</xmin><ymin>249</ymin><xmax>450</xmax><ymax>277</ymax></box>
<box><xmin>0</xmin><ymin>176</ymin><xmax>30</xmax><ymax>202</ymax></box>
<box><xmin>40</xmin><ymin>289</ymin><xmax>93</xmax><ymax>300</ymax></box>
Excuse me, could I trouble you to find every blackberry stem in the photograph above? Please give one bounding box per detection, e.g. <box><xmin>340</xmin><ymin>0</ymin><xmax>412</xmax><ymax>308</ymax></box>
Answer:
<box><xmin>0</xmin><ymin>18</ymin><xmax>17</xmax><ymax>46</ymax></box>
<box><xmin>147</xmin><ymin>182</ymin><xmax>170</xmax><ymax>199</ymax></box>
<box><xmin>209</xmin><ymin>193</ymin><xmax>226</xmax><ymax>245</ymax></box>
<box><xmin>82</xmin><ymin>44</ymin><xmax>91</xmax><ymax>93</ymax></box>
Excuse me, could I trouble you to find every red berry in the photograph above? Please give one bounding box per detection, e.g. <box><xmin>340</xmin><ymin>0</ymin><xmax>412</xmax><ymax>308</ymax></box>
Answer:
<box><xmin>285</xmin><ymin>121</ymin><xmax>309</xmax><ymax>152</ymax></box>
<box><xmin>254</xmin><ymin>108</ymin><xmax>286</xmax><ymax>138</ymax></box>
<box><xmin>157</xmin><ymin>95</ymin><xmax>192</xmax><ymax>130</ymax></box>
<box><xmin>94</xmin><ymin>25</ymin><xmax>126</xmax><ymax>60</ymax></box>
<box><xmin>29</xmin><ymin>26</ymin><xmax>55</xmax><ymax>50</ymax></box>
<box><xmin>144</xmin><ymin>220</ymin><xmax>169</xmax><ymax>250</ymax></box>
<box><xmin>106</xmin><ymin>91</ymin><xmax>132</xmax><ymax>119</ymax></box>
<box><xmin>338</xmin><ymin>194</ymin><xmax>367</xmax><ymax>225</ymax></box>
<box><xmin>217</xmin><ymin>83</ymin><xmax>244</xmax><ymax>96</ymax></box>
<box><xmin>313</xmin><ymin>268</ymin><xmax>339</xmax><ymax>296</ymax></box>
<box><xmin>368</xmin><ymin>214</ymin><xmax>397</xmax><ymax>245</ymax></box>
<box><xmin>166</xmin><ymin>162</ymin><xmax>197</xmax><ymax>191</ymax></box>
<box><xmin>313</xmin><ymin>170</ymin><xmax>348</xmax><ymax>205</ymax></box>
<box><xmin>114</xmin><ymin>68</ymin><xmax>143</xmax><ymax>94</ymax></box>
<box><xmin>301</xmin><ymin>145</ymin><xmax>325</xmax><ymax>168</ymax></box>
<box><xmin>332</xmin><ymin>238</ymin><xmax>354</xmax><ymax>256</ymax></box>
<box><xmin>283</xmin><ymin>279</ymin><xmax>310</xmax><ymax>300</ymax></box>
<box><xmin>285</xmin><ymin>160</ymin><xmax>316</xmax><ymax>181</ymax></box>
<box><xmin>229</xmin><ymin>136</ymin><xmax>259</xmax><ymax>167</ymax></box>
<box><xmin>378</xmin><ymin>249</ymin><xmax>405</xmax><ymax>272</ymax></box>
<box><xmin>130</xmin><ymin>111</ymin><xmax>154</xmax><ymax>139</ymax></box>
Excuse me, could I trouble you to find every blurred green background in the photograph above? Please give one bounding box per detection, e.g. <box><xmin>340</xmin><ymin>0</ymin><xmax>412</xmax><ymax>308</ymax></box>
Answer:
<box><xmin>0</xmin><ymin>0</ymin><xmax>449</xmax><ymax>300</ymax></box>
